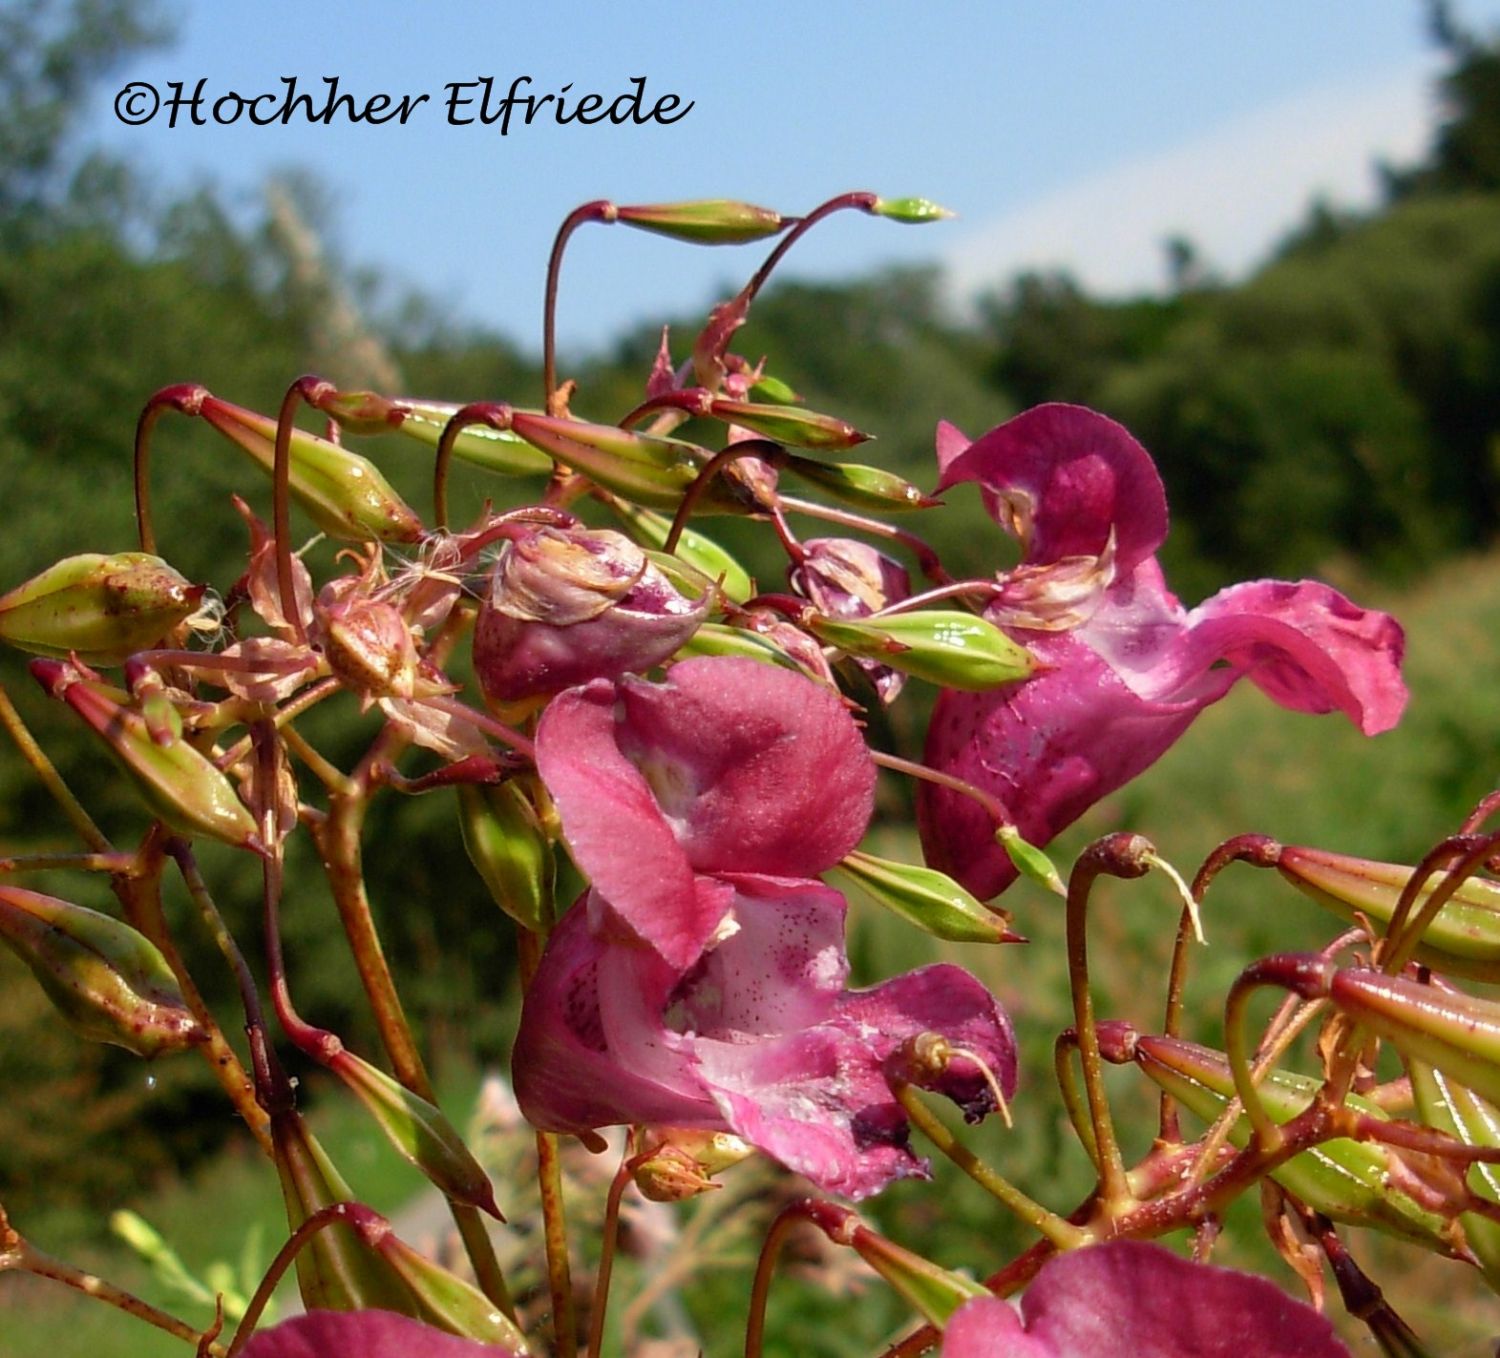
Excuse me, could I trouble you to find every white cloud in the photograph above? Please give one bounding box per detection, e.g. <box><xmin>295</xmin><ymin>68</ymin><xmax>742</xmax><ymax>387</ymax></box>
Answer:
<box><xmin>943</xmin><ymin>60</ymin><xmax>1442</xmax><ymax>305</ymax></box>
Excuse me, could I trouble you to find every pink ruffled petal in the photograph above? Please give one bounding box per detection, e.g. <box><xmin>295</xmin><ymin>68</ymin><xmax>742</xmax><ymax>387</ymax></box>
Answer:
<box><xmin>240</xmin><ymin>1309</ymin><xmax>521</xmax><ymax>1358</ymax></box>
<box><xmin>937</xmin><ymin>404</ymin><xmax>1168</xmax><ymax>576</ymax></box>
<box><xmin>613</xmin><ymin>657</ymin><xmax>875</xmax><ymax>877</ymax></box>
<box><xmin>536</xmin><ymin>680</ymin><xmax>731</xmax><ymax>968</ymax></box>
<box><xmin>941</xmin><ymin>1242</ymin><xmax>1350</xmax><ymax>1357</ymax></box>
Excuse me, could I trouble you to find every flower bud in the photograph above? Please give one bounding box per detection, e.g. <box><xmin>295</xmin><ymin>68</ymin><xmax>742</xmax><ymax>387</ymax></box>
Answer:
<box><xmin>1277</xmin><ymin>844</ymin><xmax>1500</xmax><ymax>981</ymax></box>
<box><xmin>808</xmin><ymin>609</ymin><xmax>1034</xmax><ymax>691</ymax></box>
<box><xmin>457</xmin><ymin>780</ymin><xmax>554</xmax><ymax>932</ymax></box>
<box><xmin>614</xmin><ymin>198</ymin><xmax>786</xmax><ymax>244</ymax></box>
<box><xmin>1131</xmin><ymin>1034</ymin><xmax>1453</xmax><ymax>1251</ymax></box>
<box><xmin>780</xmin><ymin>454</ymin><xmax>938</xmax><ymax>511</ymax></box>
<box><xmin>0</xmin><ymin>553</ymin><xmax>205</xmax><ymax>664</ymax></box>
<box><xmin>828</xmin><ymin>850</ymin><xmax>1020</xmax><ymax>944</ymax></box>
<box><xmin>632</xmin><ymin>1129</ymin><xmax>753</xmax><ymax>1201</ymax></box>
<box><xmin>196</xmin><ymin>394</ymin><xmax>423</xmax><ymax>542</ymax></box>
<box><xmin>0</xmin><ymin>885</ymin><xmax>202</xmax><ymax>1057</ymax></box>
<box><xmin>509</xmin><ymin>411</ymin><xmax>750</xmax><ymax>512</ymax></box>
<box><xmin>329</xmin><ymin>1049</ymin><xmax>502</xmax><ymax>1219</ymax></box>
<box><xmin>870</xmin><ymin>196</ymin><xmax>955</xmax><ymax>224</ymax></box>
<box><xmin>473</xmin><ymin>526</ymin><xmax>708</xmax><ymax>705</ymax></box>
<box><xmin>609</xmin><ymin>502</ymin><xmax>754</xmax><ymax>603</ymax></box>
<box><xmin>32</xmin><ymin>658</ymin><xmax>261</xmax><ymax>850</ymax></box>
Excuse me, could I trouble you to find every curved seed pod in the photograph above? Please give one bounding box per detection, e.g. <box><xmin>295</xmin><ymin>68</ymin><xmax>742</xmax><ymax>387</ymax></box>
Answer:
<box><xmin>0</xmin><ymin>552</ymin><xmax>204</xmax><ymax>664</ymax></box>
<box><xmin>809</xmin><ymin>610</ymin><xmax>1034</xmax><ymax>690</ymax></box>
<box><xmin>0</xmin><ymin>886</ymin><xmax>202</xmax><ymax>1057</ymax></box>
<box><xmin>31</xmin><ymin>659</ymin><xmax>261</xmax><ymax>849</ymax></box>
<box><xmin>1133</xmin><ymin>1034</ymin><xmax>1458</xmax><ymax>1254</ymax></box>
<box><xmin>828</xmin><ymin>850</ymin><xmax>1019</xmax><ymax>944</ymax></box>
<box><xmin>1278</xmin><ymin>845</ymin><xmax>1500</xmax><ymax>981</ymax></box>
<box><xmin>195</xmin><ymin>393</ymin><xmax>423</xmax><ymax>542</ymax></box>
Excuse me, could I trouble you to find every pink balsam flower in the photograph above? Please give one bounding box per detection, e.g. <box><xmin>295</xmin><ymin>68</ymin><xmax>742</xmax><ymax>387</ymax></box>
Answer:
<box><xmin>919</xmin><ymin>405</ymin><xmax>1408</xmax><ymax>898</ymax></box>
<box><xmin>513</xmin><ymin>874</ymin><xmax>1016</xmax><ymax>1199</ymax></box>
<box><xmin>535</xmin><ymin>655</ymin><xmax>875</xmax><ymax>968</ymax></box>
<box><xmin>941</xmin><ymin>1241</ymin><xmax>1349</xmax><ymax>1357</ymax></box>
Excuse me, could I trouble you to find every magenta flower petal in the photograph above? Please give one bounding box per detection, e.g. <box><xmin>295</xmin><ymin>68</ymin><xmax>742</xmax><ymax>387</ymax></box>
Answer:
<box><xmin>536</xmin><ymin>656</ymin><xmax>874</xmax><ymax>964</ymax></box>
<box><xmin>240</xmin><ymin>1309</ymin><xmax>520</xmax><ymax>1358</ymax></box>
<box><xmin>513</xmin><ymin>876</ymin><xmax>1015</xmax><ymax>1199</ymax></box>
<box><xmin>936</xmin><ymin>404</ymin><xmax>1168</xmax><ymax>575</ymax></box>
<box><xmin>941</xmin><ymin>1242</ymin><xmax>1350</xmax><ymax>1357</ymax></box>
<box><xmin>919</xmin><ymin>406</ymin><xmax>1408</xmax><ymax>898</ymax></box>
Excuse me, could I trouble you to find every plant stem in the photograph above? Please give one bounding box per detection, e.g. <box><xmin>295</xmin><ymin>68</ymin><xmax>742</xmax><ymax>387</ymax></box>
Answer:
<box><xmin>587</xmin><ymin>1152</ymin><xmax>635</xmax><ymax>1358</ymax></box>
<box><xmin>0</xmin><ymin>680</ymin><xmax>111</xmax><ymax>853</ymax></box>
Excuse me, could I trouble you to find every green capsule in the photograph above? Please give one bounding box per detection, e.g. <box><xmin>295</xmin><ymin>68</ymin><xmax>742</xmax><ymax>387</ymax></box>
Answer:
<box><xmin>324</xmin><ymin>392</ymin><xmax>553</xmax><ymax>478</ymax></box>
<box><xmin>1278</xmin><ymin>845</ymin><xmax>1500</xmax><ymax>982</ymax></box>
<box><xmin>510</xmin><ymin>411</ymin><xmax>749</xmax><ymax>513</ymax></box>
<box><xmin>671</xmin><ymin>621</ymin><xmax>809</xmax><ymax>672</ymax></box>
<box><xmin>271</xmin><ymin>1109</ymin><xmax>417</xmax><ymax>1314</ymax></box>
<box><xmin>614</xmin><ymin>199</ymin><xmax>786</xmax><ymax>244</ymax></box>
<box><xmin>705</xmin><ymin>399</ymin><xmax>869</xmax><ymax>451</ymax></box>
<box><xmin>1133</xmin><ymin>1034</ymin><xmax>1456</xmax><ymax>1253</ymax></box>
<box><xmin>197</xmin><ymin>394</ymin><xmax>423</xmax><ymax>543</ymax></box>
<box><xmin>870</xmin><ymin>197</ymin><xmax>956</xmax><ymax>224</ymax></box>
<box><xmin>0</xmin><ymin>885</ymin><xmax>202</xmax><ymax>1058</ymax></box>
<box><xmin>457</xmin><ymin>780</ymin><xmax>554</xmax><ymax>933</ymax></box>
<box><xmin>828</xmin><ymin>850</ymin><xmax>1018</xmax><ymax>944</ymax></box>
<box><xmin>842</xmin><ymin>1217</ymin><xmax>988</xmax><ymax>1326</ymax></box>
<box><xmin>781</xmin><ymin>454</ymin><xmax>937</xmax><ymax>512</ymax></box>
<box><xmin>32</xmin><ymin>659</ymin><xmax>260</xmax><ymax>850</ymax></box>
<box><xmin>0</xmin><ymin>553</ymin><xmax>204</xmax><ymax>665</ymax></box>
<box><xmin>610</xmin><ymin>500</ymin><xmax>755</xmax><ymax>604</ymax></box>
<box><xmin>330</xmin><ymin>1048</ymin><xmax>502</xmax><ymax>1219</ymax></box>
<box><xmin>808</xmin><ymin>610</ymin><xmax>1033</xmax><ymax>691</ymax></box>
<box><xmin>1408</xmin><ymin>1057</ymin><xmax>1500</xmax><ymax>1288</ymax></box>
<box><xmin>370</xmin><ymin>1228</ymin><xmax>529</xmax><ymax>1351</ymax></box>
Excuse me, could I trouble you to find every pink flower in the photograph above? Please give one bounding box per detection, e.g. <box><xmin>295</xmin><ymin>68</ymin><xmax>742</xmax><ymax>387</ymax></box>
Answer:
<box><xmin>512</xmin><ymin>874</ymin><xmax>1016</xmax><ymax>1199</ymax></box>
<box><xmin>240</xmin><ymin>1309</ymin><xmax>520</xmax><ymax>1358</ymax></box>
<box><xmin>535</xmin><ymin>655</ymin><xmax>875</xmax><ymax>968</ymax></box>
<box><xmin>940</xmin><ymin>1241</ymin><xmax>1349</xmax><ymax>1357</ymax></box>
<box><xmin>919</xmin><ymin>405</ymin><xmax>1408</xmax><ymax>898</ymax></box>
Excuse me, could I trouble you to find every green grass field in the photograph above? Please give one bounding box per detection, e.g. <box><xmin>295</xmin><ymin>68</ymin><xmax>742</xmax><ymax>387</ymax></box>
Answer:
<box><xmin>5</xmin><ymin>552</ymin><xmax>1500</xmax><ymax>1356</ymax></box>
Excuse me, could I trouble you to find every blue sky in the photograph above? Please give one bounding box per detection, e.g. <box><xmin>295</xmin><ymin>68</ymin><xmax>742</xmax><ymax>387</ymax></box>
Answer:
<box><xmin>77</xmin><ymin>1</ymin><xmax>1500</xmax><ymax>357</ymax></box>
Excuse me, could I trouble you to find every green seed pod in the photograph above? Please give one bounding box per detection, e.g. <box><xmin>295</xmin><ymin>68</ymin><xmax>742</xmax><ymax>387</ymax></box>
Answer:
<box><xmin>330</xmin><ymin>1048</ymin><xmax>502</xmax><ymax>1219</ymax></box>
<box><xmin>705</xmin><ymin>399</ymin><xmax>869</xmax><ymax>451</ymax></box>
<box><xmin>367</xmin><ymin>1226</ymin><xmax>529</xmax><ymax>1351</ymax></box>
<box><xmin>323</xmin><ymin>392</ymin><xmax>554</xmax><ymax>477</ymax></box>
<box><xmin>0</xmin><ymin>885</ymin><xmax>202</xmax><ymax>1057</ymax></box>
<box><xmin>828</xmin><ymin>850</ymin><xmax>1018</xmax><ymax>944</ymax></box>
<box><xmin>1408</xmin><ymin>1057</ymin><xmax>1500</xmax><ymax>1287</ymax></box>
<box><xmin>614</xmin><ymin>198</ymin><xmax>786</xmax><ymax>244</ymax></box>
<box><xmin>1133</xmin><ymin>1034</ymin><xmax>1456</xmax><ymax>1253</ymax></box>
<box><xmin>32</xmin><ymin>659</ymin><xmax>260</xmax><ymax>850</ymax></box>
<box><xmin>510</xmin><ymin>411</ymin><xmax>750</xmax><ymax>513</ymax></box>
<box><xmin>671</xmin><ymin>621</ymin><xmax>809</xmax><ymax>673</ymax></box>
<box><xmin>870</xmin><ymin>196</ymin><xmax>956</xmax><ymax>224</ymax></box>
<box><xmin>610</xmin><ymin>501</ymin><xmax>755</xmax><ymax>604</ymax></box>
<box><xmin>1277</xmin><ymin>845</ymin><xmax>1500</xmax><ymax>981</ymax></box>
<box><xmin>808</xmin><ymin>610</ymin><xmax>1034</xmax><ymax>691</ymax></box>
<box><xmin>781</xmin><ymin>454</ymin><xmax>937</xmax><ymax>511</ymax></box>
<box><xmin>457</xmin><ymin>781</ymin><xmax>554</xmax><ymax>933</ymax></box>
<box><xmin>197</xmin><ymin>394</ymin><xmax>423</xmax><ymax>543</ymax></box>
<box><xmin>270</xmin><ymin>1109</ymin><xmax>417</xmax><ymax>1314</ymax></box>
<box><xmin>0</xmin><ymin>553</ymin><xmax>205</xmax><ymax>664</ymax></box>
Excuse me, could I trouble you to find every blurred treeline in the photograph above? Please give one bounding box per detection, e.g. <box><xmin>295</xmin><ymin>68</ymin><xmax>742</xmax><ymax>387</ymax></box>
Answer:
<box><xmin>3</xmin><ymin>0</ymin><xmax>1500</xmax><ymax>1213</ymax></box>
